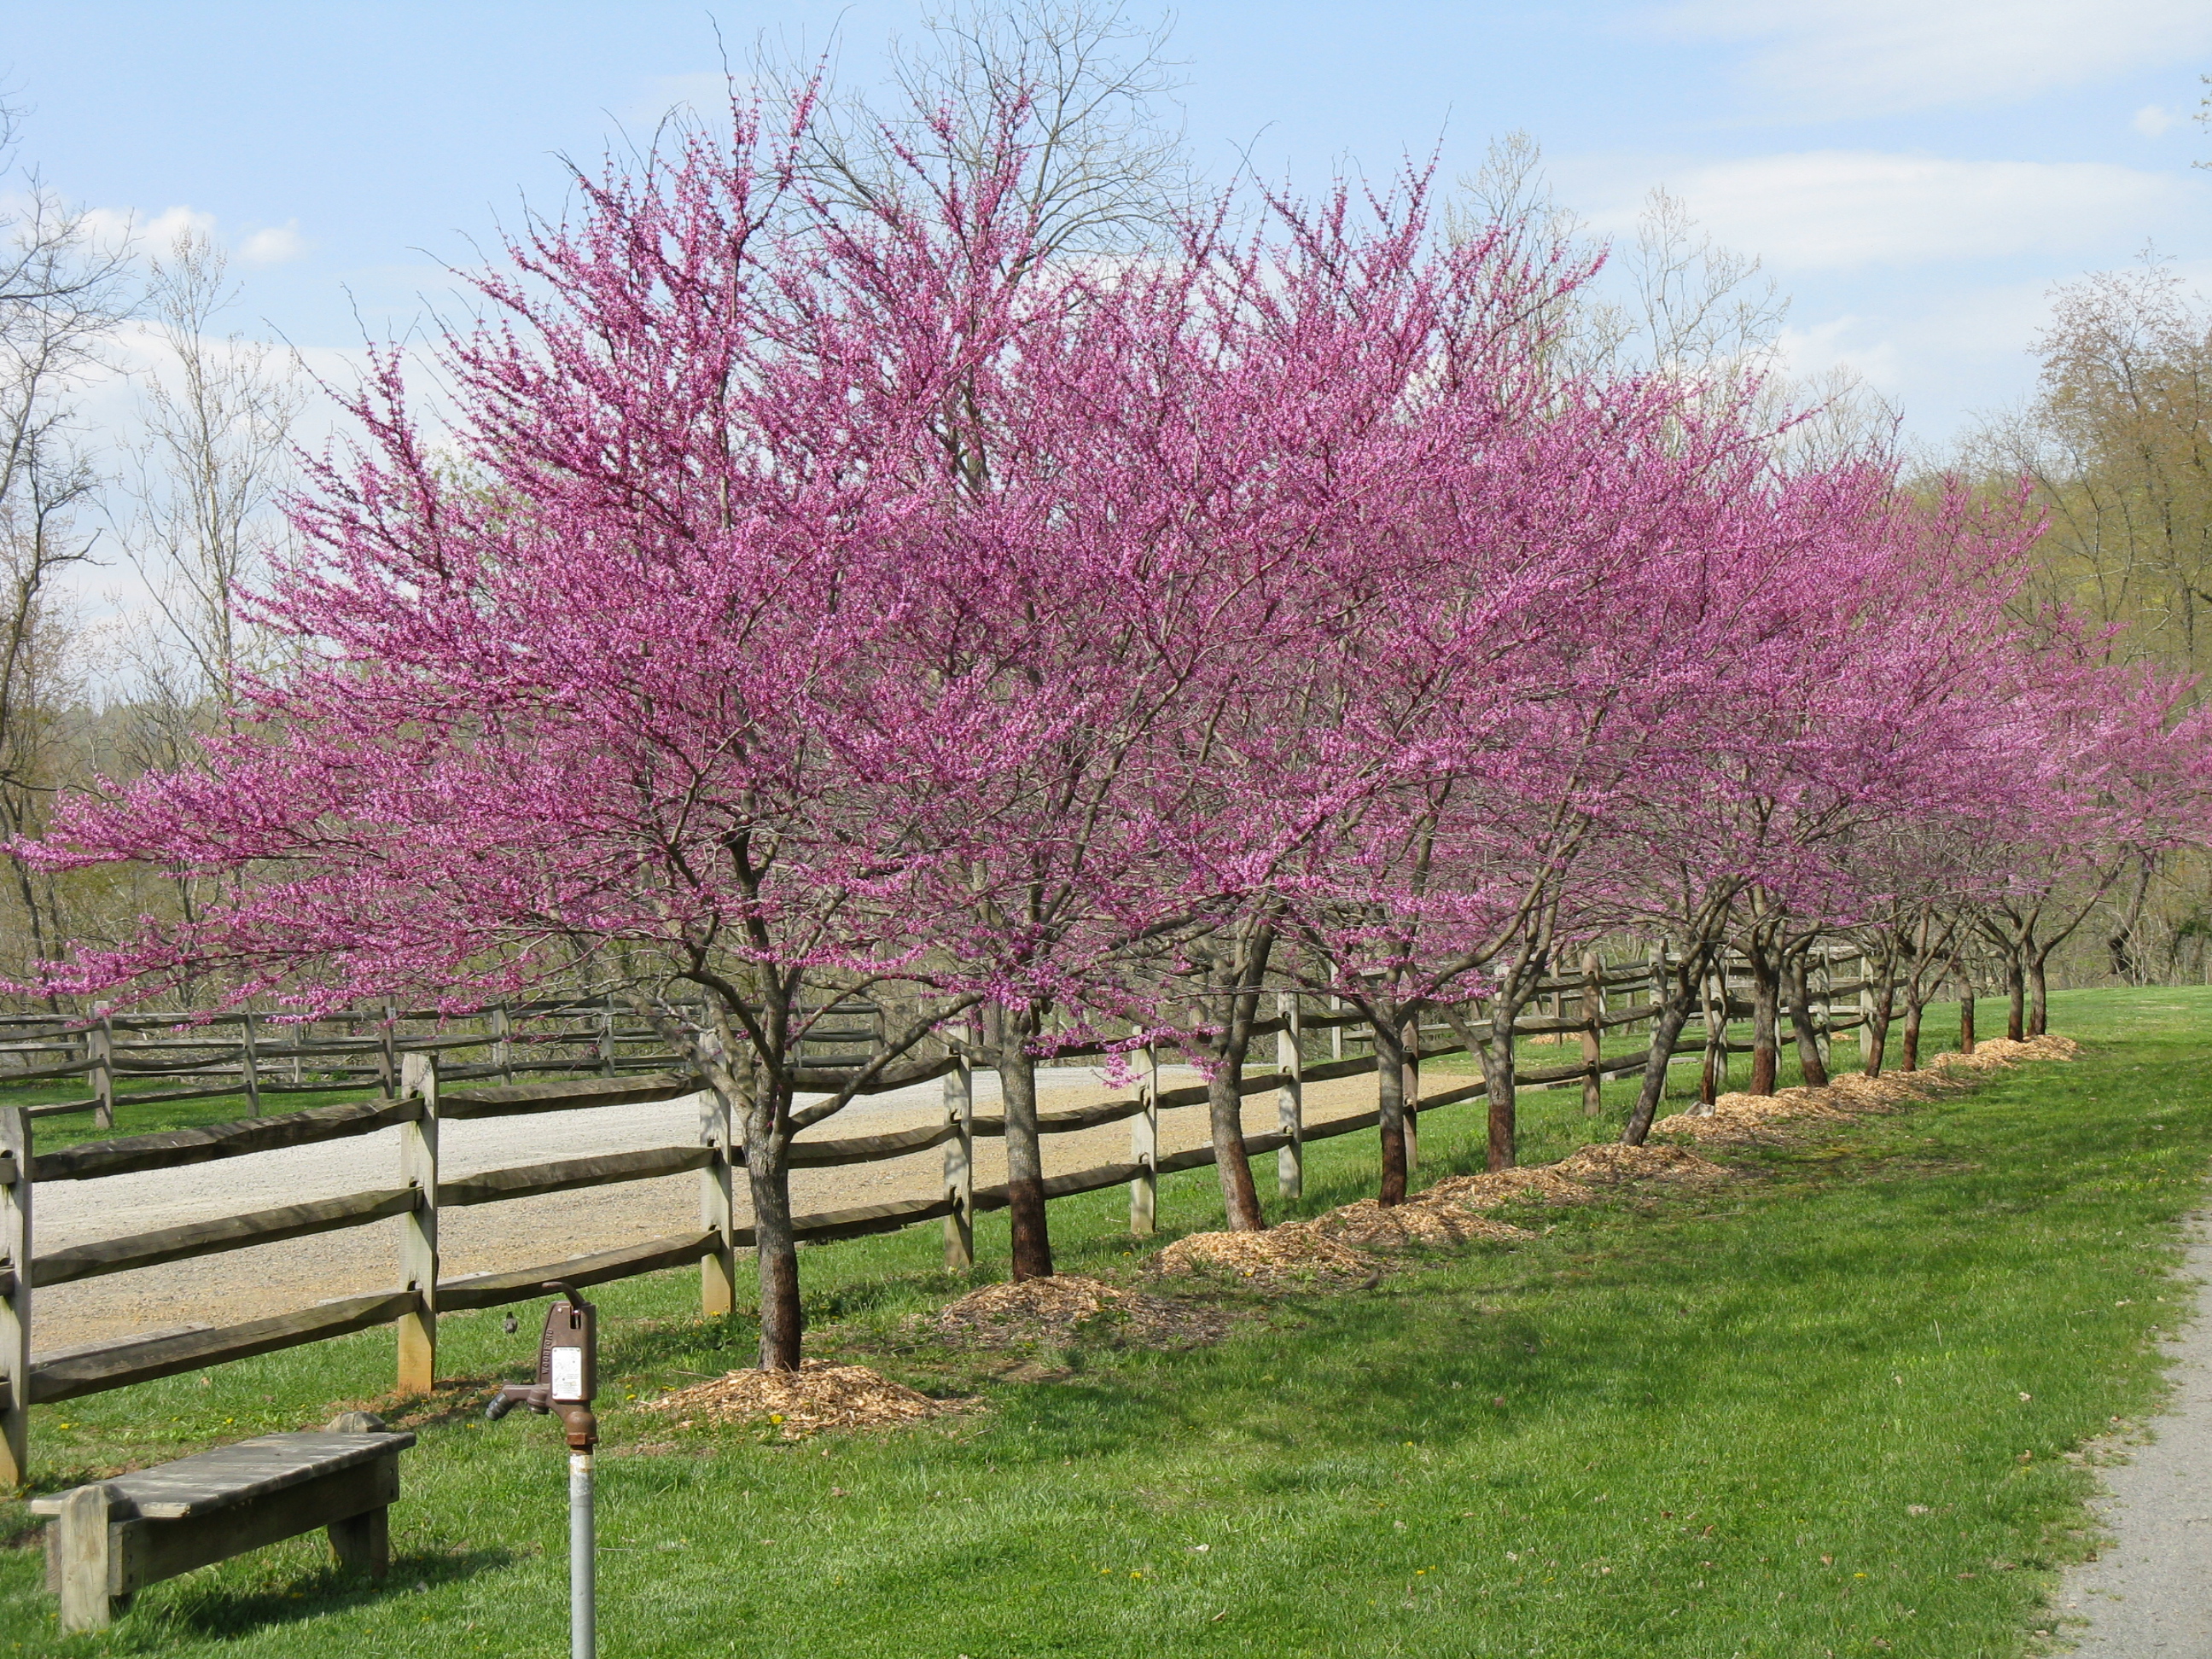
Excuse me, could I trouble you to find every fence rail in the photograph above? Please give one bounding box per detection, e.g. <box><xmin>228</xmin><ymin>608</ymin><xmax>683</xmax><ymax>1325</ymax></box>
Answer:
<box><xmin>0</xmin><ymin>945</ymin><xmax>1995</xmax><ymax>1484</ymax></box>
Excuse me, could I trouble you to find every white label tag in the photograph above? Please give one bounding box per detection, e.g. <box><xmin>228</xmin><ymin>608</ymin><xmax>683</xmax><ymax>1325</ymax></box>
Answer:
<box><xmin>550</xmin><ymin>1347</ymin><xmax>585</xmax><ymax>1400</ymax></box>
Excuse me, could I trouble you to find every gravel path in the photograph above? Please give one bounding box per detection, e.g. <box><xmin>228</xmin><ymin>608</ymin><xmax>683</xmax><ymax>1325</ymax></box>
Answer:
<box><xmin>30</xmin><ymin>1066</ymin><xmax>1394</xmax><ymax>1354</ymax></box>
<box><xmin>2057</xmin><ymin>1213</ymin><xmax>2212</xmax><ymax>1653</ymax></box>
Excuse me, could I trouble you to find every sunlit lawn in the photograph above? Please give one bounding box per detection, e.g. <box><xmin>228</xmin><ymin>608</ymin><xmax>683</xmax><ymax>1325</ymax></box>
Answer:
<box><xmin>1</xmin><ymin>986</ymin><xmax>2203</xmax><ymax>1656</ymax></box>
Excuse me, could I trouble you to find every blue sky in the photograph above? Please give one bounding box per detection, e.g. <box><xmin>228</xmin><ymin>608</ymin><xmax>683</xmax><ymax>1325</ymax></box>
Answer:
<box><xmin>6</xmin><ymin>0</ymin><xmax>2210</xmax><ymax>445</ymax></box>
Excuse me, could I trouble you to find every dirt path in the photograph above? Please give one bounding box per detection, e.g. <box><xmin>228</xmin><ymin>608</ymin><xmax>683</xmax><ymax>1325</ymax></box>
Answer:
<box><xmin>2057</xmin><ymin>1214</ymin><xmax>2212</xmax><ymax>1652</ymax></box>
<box><xmin>30</xmin><ymin>1066</ymin><xmax>1403</xmax><ymax>1353</ymax></box>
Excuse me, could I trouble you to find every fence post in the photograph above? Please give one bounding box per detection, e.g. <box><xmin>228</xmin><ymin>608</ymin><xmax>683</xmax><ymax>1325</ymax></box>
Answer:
<box><xmin>1276</xmin><ymin>992</ymin><xmax>1303</xmax><ymax>1201</ymax></box>
<box><xmin>241</xmin><ymin>1012</ymin><xmax>262</xmax><ymax>1117</ymax></box>
<box><xmin>699</xmin><ymin>1039</ymin><xmax>736</xmax><ymax>1316</ymax></box>
<box><xmin>1580</xmin><ymin>952</ymin><xmax>1604</xmax><ymax>1117</ymax></box>
<box><xmin>942</xmin><ymin>1046</ymin><xmax>974</xmax><ymax>1270</ymax></box>
<box><xmin>1328</xmin><ymin>994</ymin><xmax>1344</xmax><ymax>1062</ymax></box>
<box><xmin>90</xmin><ymin>1008</ymin><xmax>114</xmax><ymax>1132</ymax></box>
<box><xmin>1130</xmin><ymin>1045</ymin><xmax>1159</xmax><ymax>1236</ymax></box>
<box><xmin>1</xmin><ymin>1105</ymin><xmax>29</xmax><ymax>1490</ymax></box>
<box><xmin>378</xmin><ymin>1000</ymin><xmax>399</xmax><ymax>1099</ymax></box>
<box><xmin>600</xmin><ymin>994</ymin><xmax>618</xmax><ymax>1078</ymax></box>
<box><xmin>493</xmin><ymin>1003</ymin><xmax>515</xmax><ymax>1086</ymax></box>
<box><xmin>1400</xmin><ymin>1013</ymin><xmax>1420</xmax><ymax>1174</ymax></box>
<box><xmin>1815</xmin><ymin>949</ymin><xmax>1834</xmax><ymax>1070</ymax></box>
<box><xmin>397</xmin><ymin>1053</ymin><xmax>439</xmax><ymax>1394</ymax></box>
<box><xmin>1699</xmin><ymin>961</ymin><xmax>1726</xmax><ymax>1109</ymax></box>
<box><xmin>1859</xmin><ymin>952</ymin><xmax>1876</xmax><ymax>1057</ymax></box>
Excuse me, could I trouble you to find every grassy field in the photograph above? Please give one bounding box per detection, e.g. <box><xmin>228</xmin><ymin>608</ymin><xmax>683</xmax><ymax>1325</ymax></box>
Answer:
<box><xmin>1</xmin><ymin>986</ymin><xmax>2204</xmax><ymax>1656</ymax></box>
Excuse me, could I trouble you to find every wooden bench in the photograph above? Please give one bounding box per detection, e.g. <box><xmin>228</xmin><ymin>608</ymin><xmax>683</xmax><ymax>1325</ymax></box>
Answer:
<box><xmin>31</xmin><ymin>1411</ymin><xmax>414</xmax><ymax>1633</ymax></box>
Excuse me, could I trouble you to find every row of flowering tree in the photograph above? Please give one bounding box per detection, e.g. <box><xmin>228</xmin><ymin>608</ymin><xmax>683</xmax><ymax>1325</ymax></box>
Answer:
<box><xmin>21</xmin><ymin>86</ymin><xmax>2212</xmax><ymax>1367</ymax></box>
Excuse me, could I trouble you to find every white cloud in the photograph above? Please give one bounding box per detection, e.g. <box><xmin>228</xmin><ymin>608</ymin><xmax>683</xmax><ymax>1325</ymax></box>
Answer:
<box><xmin>238</xmin><ymin>222</ymin><xmax>309</xmax><ymax>265</ymax></box>
<box><xmin>2134</xmin><ymin>103</ymin><xmax>2179</xmax><ymax>137</ymax></box>
<box><xmin>1592</xmin><ymin>151</ymin><xmax>2197</xmax><ymax>270</ymax></box>
<box><xmin>76</xmin><ymin>202</ymin><xmax>216</xmax><ymax>259</ymax></box>
<box><xmin>1656</xmin><ymin>0</ymin><xmax>2212</xmax><ymax>118</ymax></box>
<box><xmin>1773</xmin><ymin>315</ymin><xmax>1901</xmax><ymax>391</ymax></box>
<box><xmin>73</xmin><ymin>204</ymin><xmax>306</xmax><ymax>266</ymax></box>
<box><xmin>1909</xmin><ymin>281</ymin><xmax>2065</xmax><ymax>358</ymax></box>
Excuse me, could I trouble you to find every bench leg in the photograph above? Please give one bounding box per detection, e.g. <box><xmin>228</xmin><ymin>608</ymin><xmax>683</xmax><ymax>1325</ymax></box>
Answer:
<box><xmin>329</xmin><ymin>1505</ymin><xmax>389</xmax><ymax>1580</ymax></box>
<box><xmin>55</xmin><ymin>1483</ymin><xmax>117</xmax><ymax>1633</ymax></box>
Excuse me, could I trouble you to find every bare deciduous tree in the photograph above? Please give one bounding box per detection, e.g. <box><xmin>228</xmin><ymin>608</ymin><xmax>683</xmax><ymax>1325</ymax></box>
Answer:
<box><xmin>116</xmin><ymin>226</ymin><xmax>302</xmax><ymax>767</ymax></box>
<box><xmin>1455</xmin><ymin>138</ymin><xmax>1897</xmax><ymax>464</ymax></box>
<box><xmin>0</xmin><ymin>98</ymin><xmax>129</xmax><ymax>990</ymax></box>
<box><xmin>760</xmin><ymin>0</ymin><xmax>1193</xmax><ymax>263</ymax></box>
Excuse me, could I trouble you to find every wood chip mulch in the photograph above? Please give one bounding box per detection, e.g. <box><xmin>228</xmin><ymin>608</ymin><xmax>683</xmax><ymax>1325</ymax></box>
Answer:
<box><xmin>1151</xmin><ymin>1223</ymin><xmax>1378</xmax><ymax>1285</ymax></box>
<box><xmin>639</xmin><ymin>1360</ymin><xmax>975</xmax><ymax>1440</ymax></box>
<box><xmin>1420</xmin><ymin>1166</ymin><xmax>1602</xmax><ymax>1209</ymax></box>
<box><xmin>1311</xmin><ymin>1198</ymin><xmax>1536</xmax><ymax>1249</ymax></box>
<box><xmin>1652</xmin><ymin>1037</ymin><xmax>2080</xmax><ymax>1144</ymax></box>
<box><xmin>1552</xmin><ymin>1142</ymin><xmax>1733</xmax><ymax>1187</ymax></box>
<box><xmin>1928</xmin><ymin>1034</ymin><xmax>2082</xmax><ymax>1071</ymax></box>
<box><xmin>930</xmin><ymin>1274</ymin><xmax>1233</xmax><ymax>1350</ymax></box>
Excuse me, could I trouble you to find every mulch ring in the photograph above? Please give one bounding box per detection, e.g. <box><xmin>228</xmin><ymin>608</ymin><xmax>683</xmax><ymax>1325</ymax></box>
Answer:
<box><xmin>1552</xmin><ymin>1142</ymin><xmax>1733</xmax><ymax>1188</ymax></box>
<box><xmin>1311</xmin><ymin>1198</ymin><xmax>1537</xmax><ymax>1249</ymax></box>
<box><xmin>1420</xmin><ymin>1166</ymin><xmax>1601</xmax><ymax>1210</ymax></box>
<box><xmin>1930</xmin><ymin>1033</ymin><xmax>2082</xmax><ymax>1071</ymax></box>
<box><xmin>1652</xmin><ymin>1038</ymin><xmax>2081</xmax><ymax>1145</ymax></box>
<box><xmin>930</xmin><ymin>1274</ymin><xmax>1235</xmax><ymax>1351</ymax></box>
<box><xmin>638</xmin><ymin>1360</ymin><xmax>975</xmax><ymax>1440</ymax></box>
<box><xmin>1151</xmin><ymin>1222</ymin><xmax>1379</xmax><ymax>1287</ymax></box>
<box><xmin>1654</xmin><ymin>1088</ymin><xmax>1865</xmax><ymax>1144</ymax></box>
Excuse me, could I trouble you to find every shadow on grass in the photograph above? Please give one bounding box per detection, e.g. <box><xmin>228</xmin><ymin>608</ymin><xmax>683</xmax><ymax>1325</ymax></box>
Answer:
<box><xmin>596</xmin><ymin>1309</ymin><xmax>760</xmax><ymax>1381</ymax></box>
<box><xmin>152</xmin><ymin>1546</ymin><xmax>515</xmax><ymax>1641</ymax></box>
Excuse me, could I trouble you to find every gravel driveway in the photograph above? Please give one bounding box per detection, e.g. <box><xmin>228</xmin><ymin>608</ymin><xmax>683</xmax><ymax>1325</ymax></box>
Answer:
<box><xmin>30</xmin><ymin>1066</ymin><xmax>1392</xmax><ymax>1354</ymax></box>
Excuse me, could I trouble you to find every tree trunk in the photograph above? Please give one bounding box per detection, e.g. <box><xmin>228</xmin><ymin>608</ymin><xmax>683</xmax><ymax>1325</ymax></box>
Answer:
<box><xmin>2005</xmin><ymin>952</ymin><xmax>2026</xmax><ymax>1042</ymax></box>
<box><xmin>1958</xmin><ymin>976</ymin><xmax>1976</xmax><ymax>1054</ymax></box>
<box><xmin>1375</xmin><ymin>1016</ymin><xmax>1409</xmax><ymax>1205</ymax></box>
<box><xmin>2108</xmin><ymin>854</ymin><xmax>2156</xmax><ymax>984</ymax></box>
<box><xmin>1901</xmin><ymin>997</ymin><xmax>1924</xmax><ymax>1072</ymax></box>
<box><xmin>1783</xmin><ymin>948</ymin><xmax>1828</xmax><ymax>1089</ymax></box>
<box><xmin>1622</xmin><ymin>973</ymin><xmax>1696</xmax><ymax>1145</ymax></box>
<box><xmin>1748</xmin><ymin>943</ymin><xmax>1781</xmax><ymax>1095</ymax></box>
<box><xmin>1864</xmin><ymin>974</ymin><xmax>1894</xmax><ymax>1079</ymax></box>
<box><xmin>997</xmin><ymin>1016</ymin><xmax>1054</xmax><ymax>1282</ymax></box>
<box><xmin>1203</xmin><ymin>929</ymin><xmax>1272</xmax><ymax>1231</ymax></box>
<box><xmin>2028</xmin><ymin>952</ymin><xmax>2050</xmax><ymax>1037</ymax></box>
<box><xmin>1480</xmin><ymin>992</ymin><xmax>1523</xmax><ymax>1171</ymax></box>
<box><xmin>746</xmin><ymin>1132</ymin><xmax>803</xmax><ymax>1371</ymax></box>
<box><xmin>1206</xmin><ymin>1045</ymin><xmax>1266</xmax><ymax>1231</ymax></box>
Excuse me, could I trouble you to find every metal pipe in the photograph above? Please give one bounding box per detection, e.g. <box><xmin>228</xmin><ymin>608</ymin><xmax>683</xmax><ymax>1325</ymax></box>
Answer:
<box><xmin>571</xmin><ymin>1449</ymin><xmax>595</xmax><ymax>1659</ymax></box>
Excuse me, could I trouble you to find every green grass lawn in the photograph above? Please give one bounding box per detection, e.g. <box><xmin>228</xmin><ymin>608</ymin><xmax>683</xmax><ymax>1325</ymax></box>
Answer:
<box><xmin>2</xmin><ymin>987</ymin><xmax>2203</xmax><ymax>1656</ymax></box>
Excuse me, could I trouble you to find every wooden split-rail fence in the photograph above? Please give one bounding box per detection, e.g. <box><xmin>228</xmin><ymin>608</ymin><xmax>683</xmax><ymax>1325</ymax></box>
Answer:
<box><xmin>0</xmin><ymin>994</ymin><xmax>710</xmax><ymax>1131</ymax></box>
<box><xmin>0</xmin><ymin>947</ymin><xmax>1947</xmax><ymax>1486</ymax></box>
